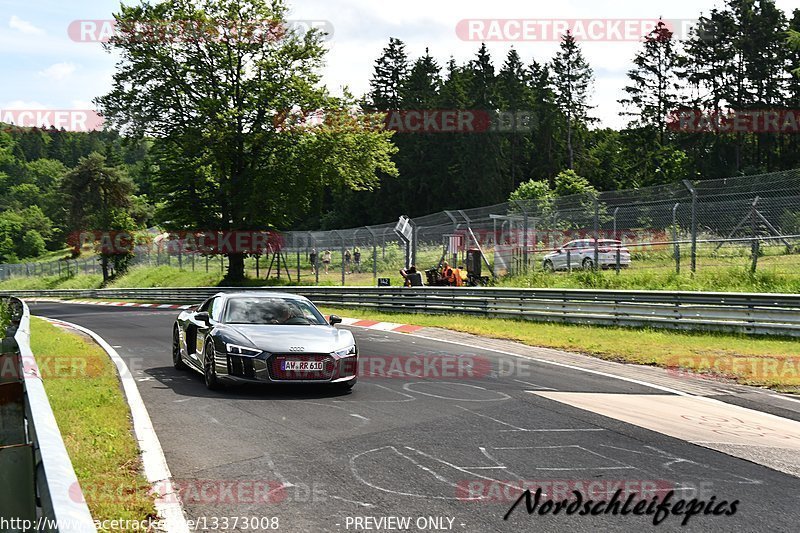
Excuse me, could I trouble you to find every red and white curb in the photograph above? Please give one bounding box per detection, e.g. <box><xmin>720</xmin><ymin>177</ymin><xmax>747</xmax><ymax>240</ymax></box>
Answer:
<box><xmin>338</xmin><ymin>318</ymin><xmax>424</xmax><ymax>334</ymax></box>
<box><xmin>35</xmin><ymin>299</ymin><xmax>425</xmax><ymax>334</ymax></box>
<box><xmin>64</xmin><ymin>299</ymin><xmax>193</xmax><ymax>310</ymax></box>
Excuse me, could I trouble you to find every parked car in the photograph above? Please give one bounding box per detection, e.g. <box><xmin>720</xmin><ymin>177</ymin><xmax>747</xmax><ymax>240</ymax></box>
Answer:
<box><xmin>173</xmin><ymin>292</ymin><xmax>357</xmax><ymax>391</ymax></box>
<box><xmin>542</xmin><ymin>239</ymin><xmax>631</xmax><ymax>271</ymax></box>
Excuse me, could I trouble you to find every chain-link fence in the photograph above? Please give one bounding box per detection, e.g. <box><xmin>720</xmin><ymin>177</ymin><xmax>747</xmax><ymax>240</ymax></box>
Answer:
<box><xmin>281</xmin><ymin>169</ymin><xmax>800</xmax><ymax>285</ymax></box>
<box><xmin>3</xmin><ymin>169</ymin><xmax>800</xmax><ymax>286</ymax></box>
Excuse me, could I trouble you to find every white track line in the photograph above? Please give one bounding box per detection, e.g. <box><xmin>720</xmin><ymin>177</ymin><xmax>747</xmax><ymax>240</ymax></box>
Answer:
<box><xmin>43</xmin><ymin>318</ymin><xmax>189</xmax><ymax>533</ymax></box>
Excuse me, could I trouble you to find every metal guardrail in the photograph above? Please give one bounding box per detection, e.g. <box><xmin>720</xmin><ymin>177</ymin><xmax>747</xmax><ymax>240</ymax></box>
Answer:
<box><xmin>0</xmin><ymin>297</ymin><xmax>96</xmax><ymax>532</ymax></box>
<box><xmin>6</xmin><ymin>286</ymin><xmax>800</xmax><ymax>337</ymax></box>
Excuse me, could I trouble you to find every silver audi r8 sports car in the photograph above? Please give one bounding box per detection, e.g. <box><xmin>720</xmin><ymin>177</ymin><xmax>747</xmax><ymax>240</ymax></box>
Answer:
<box><xmin>172</xmin><ymin>292</ymin><xmax>357</xmax><ymax>391</ymax></box>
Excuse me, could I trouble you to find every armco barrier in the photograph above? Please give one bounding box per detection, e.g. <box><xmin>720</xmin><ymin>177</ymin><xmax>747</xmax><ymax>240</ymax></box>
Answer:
<box><xmin>0</xmin><ymin>297</ymin><xmax>96</xmax><ymax>532</ymax></box>
<box><xmin>6</xmin><ymin>286</ymin><xmax>800</xmax><ymax>337</ymax></box>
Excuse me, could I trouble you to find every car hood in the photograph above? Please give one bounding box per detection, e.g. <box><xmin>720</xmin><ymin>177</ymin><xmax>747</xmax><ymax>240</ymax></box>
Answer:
<box><xmin>224</xmin><ymin>324</ymin><xmax>354</xmax><ymax>353</ymax></box>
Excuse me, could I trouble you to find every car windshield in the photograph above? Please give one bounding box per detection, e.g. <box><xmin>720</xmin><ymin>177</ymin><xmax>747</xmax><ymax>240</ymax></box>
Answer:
<box><xmin>223</xmin><ymin>297</ymin><xmax>327</xmax><ymax>325</ymax></box>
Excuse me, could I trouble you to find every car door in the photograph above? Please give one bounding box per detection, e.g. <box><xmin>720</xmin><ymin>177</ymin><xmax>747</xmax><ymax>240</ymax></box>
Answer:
<box><xmin>188</xmin><ymin>297</ymin><xmax>217</xmax><ymax>366</ymax></box>
<box><xmin>554</xmin><ymin>241</ymin><xmax>573</xmax><ymax>270</ymax></box>
<box><xmin>575</xmin><ymin>240</ymin><xmax>590</xmax><ymax>263</ymax></box>
<box><xmin>197</xmin><ymin>296</ymin><xmax>221</xmax><ymax>356</ymax></box>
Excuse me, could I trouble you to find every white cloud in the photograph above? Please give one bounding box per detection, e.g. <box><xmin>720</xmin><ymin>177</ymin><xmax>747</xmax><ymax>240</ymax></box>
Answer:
<box><xmin>38</xmin><ymin>62</ymin><xmax>78</xmax><ymax>81</ymax></box>
<box><xmin>9</xmin><ymin>15</ymin><xmax>43</xmax><ymax>35</ymax></box>
<box><xmin>71</xmin><ymin>100</ymin><xmax>95</xmax><ymax>110</ymax></box>
<box><xmin>0</xmin><ymin>100</ymin><xmax>47</xmax><ymax>110</ymax></box>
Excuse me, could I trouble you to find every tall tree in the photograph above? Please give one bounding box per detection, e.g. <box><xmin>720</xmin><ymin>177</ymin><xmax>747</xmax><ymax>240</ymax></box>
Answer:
<box><xmin>61</xmin><ymin>152</ymin><xmax>135</xmax><ymax>283</ymax></box>
<box><xmin>619</xmin><ymin>19</ymin><xmax>680</xmax><ymax>145</ymax></box>
<box><xmin>368</xmin><ymin>38</ymin><xmax>409</xmax><ymax>111</ymax></box>
<box><xmin>97</xmin><ymin>0</ymin><xmax>397</xmax><ymax>280</ymax></box>
<box><xmin>551</xmin><ymin>32</ymin><xmax>594</xmax><ymax>169</ymax></box>
<box><xmin>496</xmin><ymin>48</ymin><xmax>533</xmax><ymax>191</ymax></box>
<box><xmin>527</xmin><ymin>60</ymin><xmax>563</xmax><ymax>185</ymax></box>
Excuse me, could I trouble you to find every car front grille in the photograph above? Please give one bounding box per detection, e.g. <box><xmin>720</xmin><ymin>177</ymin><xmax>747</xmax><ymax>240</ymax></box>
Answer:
<box><xmin>268</xmin><ymin>354</ymin><xmax>335</xmax><ymax>381</ymax></box>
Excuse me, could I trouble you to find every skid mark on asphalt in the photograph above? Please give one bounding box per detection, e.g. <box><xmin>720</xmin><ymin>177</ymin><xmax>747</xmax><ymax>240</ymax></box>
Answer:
<box><xmin>350</xmin><ymin>446</ymin><xmax>518</xmax><ymax>501</ymax></box>
<box><xmin>402</xmin><ymin>381</ymin><xmax>511</xmax><ymax>401</ymax></box>
<box><xmin>455</xmin><ymin>405</ymin><xmax>604</xmax><ymax>433</ymax></box>
<box><xmin>332</xmin><ymin>382</ymin><xmax>416</xmax><ymax>403</ymax></box>
<box><xmin>596</xmin><ymin>444</ymin><xmax>762</xmax><ymax>485</ymax></box>
<box><xmin>513</xmin><ymin>378</ymin><xmax>556</xmax><ymax>390</ymax></box>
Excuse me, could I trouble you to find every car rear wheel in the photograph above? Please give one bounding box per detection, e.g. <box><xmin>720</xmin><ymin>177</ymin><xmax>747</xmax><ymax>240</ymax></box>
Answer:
<box><xmin>173</xmin><ymin>327</ymin><xmax>187</xmax><ymax>370</ymax></box>
<box><xmin>582</xmin><ymin>257</ymin><xmax>594</xmax><ymax>270</ymax></box>
<box><xmin>543</xmin><ymin>260</ymin><xmax>555</xmax><ymax>272</ymax></box>
<box><xmin>204</xmin><ymin>339</ymin><xmax>222</xmax><ymax>391</ymax></box>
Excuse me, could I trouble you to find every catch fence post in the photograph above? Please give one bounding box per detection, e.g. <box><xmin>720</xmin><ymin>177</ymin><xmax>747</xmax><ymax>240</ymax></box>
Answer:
<box><xmin>593</xmin><ymin>196</ymin><xmax>599</xmax><ymax>271</ymax></box>
<box><xmin>366</xmin><ymin>227</ymin><xmax>378</xmax><ymax>281</ymax></box>
<box><xmin>513</xmin><ymin>200</ymin><xmax>529</xmax><ymax>274</ymax></box>
<box><xmin>683</xmin><ymin>180</ymin><xmax>697</xmax><ymax>274</ymax></box>
<box><xmin>672</xmin><ymin>203</ymin><xmax>681</xmax><ymax>275</ymax></box>
<box><xmin>751</xmin><ymin>196</ymin><xmax>760</xmax><ymax>273</ymax></box>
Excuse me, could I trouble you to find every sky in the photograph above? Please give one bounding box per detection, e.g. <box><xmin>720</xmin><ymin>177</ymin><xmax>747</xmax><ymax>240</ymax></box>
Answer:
<box><xmin>1</xmin><ymin>0</ymin><xmax>798</xmax><ymax>130</ymax></box>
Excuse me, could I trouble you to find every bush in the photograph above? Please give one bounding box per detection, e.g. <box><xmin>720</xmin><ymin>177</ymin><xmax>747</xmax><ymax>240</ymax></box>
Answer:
<box><xmin>20</xmin><ymin>230</ymin><xmax>46</xmax><ymax>258</ymax></box>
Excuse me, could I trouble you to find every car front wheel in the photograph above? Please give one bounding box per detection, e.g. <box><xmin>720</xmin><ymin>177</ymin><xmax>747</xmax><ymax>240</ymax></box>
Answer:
<box><xmin>543</xmin><ymin>260</ymin><xmax>555</xmax><ymax>272</ymax></box>
<box><xmin>173</xmin><ymin>327</ymin><xmax>187</xmax><ymax>370</ymax></box>
<box><xmin>204</xmin><ymin>339</ymin><xmax>222</xmax><ymax>391</ymax></box>
<box><xmin>582</xmin><ymin>257</ymin><xmax>594</xmax><ymax>270</ymax></box>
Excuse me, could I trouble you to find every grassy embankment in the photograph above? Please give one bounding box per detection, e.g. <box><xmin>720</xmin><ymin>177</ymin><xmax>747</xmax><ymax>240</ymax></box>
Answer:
<box><xmin>1</xmin><ymin>242</ymin><xmax>799</xmax><ymax>292</ymax></box>
<box><xmin>319</xmin><ymin>306</ymin><xmax>800</xmax><ymax>393</ymax></box>
<box><xmin>30</xmin><ymin>318</ymin><xmax>156</xmax><ymax>521</ymax></box>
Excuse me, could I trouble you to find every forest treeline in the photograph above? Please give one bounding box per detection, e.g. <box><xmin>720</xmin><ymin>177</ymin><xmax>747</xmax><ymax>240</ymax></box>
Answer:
<box><xmin>0</xmin><ymin>0</ymin><xmax>799</xmax><ymax>267</ymax></box>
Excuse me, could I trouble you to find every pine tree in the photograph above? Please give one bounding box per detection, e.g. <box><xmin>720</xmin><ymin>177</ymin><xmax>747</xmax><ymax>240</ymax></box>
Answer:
<box><xmin>528</xmin><ymin>60</ymin><xmax>563</xmax><ymax>185</ymax></box>
<box><xmin>496</xmin><ymin>49</ymin><xmax>533</xmax><ymax>191</ymax></box>
<box><xmin>398</xmin><ymin>50</ymin><xmax>444</xmax><ymax>213</ymax></box>
<box><xmin>368</xmin><ymin>38</ymin><xmax>409</xmax><ymax>110</ymax></box>
<box><xmin>550</xmin><ymin>32</ymin><xmax>594</xmax><ymax>169</ymax></box>
<box><xmin>619</xmin><ymin>19</ymin><xmax>680</xmax><ymax>145</ymax></box>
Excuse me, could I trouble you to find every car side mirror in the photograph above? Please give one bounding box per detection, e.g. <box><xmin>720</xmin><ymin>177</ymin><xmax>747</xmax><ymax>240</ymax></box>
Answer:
<box><xmin>329</xmin><ymin>314</ymin><xmax>342</xmax><ymax>326</ymax></box>
<box><xmin>196</xmin><ymin>311</ymin><xmax>210</xmax><ymax>325</ymax></box>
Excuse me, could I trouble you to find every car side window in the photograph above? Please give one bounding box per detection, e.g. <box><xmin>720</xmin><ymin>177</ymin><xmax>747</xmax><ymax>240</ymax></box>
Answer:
<box><xmin>210</xmin><ymin>298</ymin><xmax>224</xmax><ymax>322</ymax></box>
<box><xmin>198</xmin><ymin>298</ymin><xmax>212</xmax><ymax>312</ymax></box>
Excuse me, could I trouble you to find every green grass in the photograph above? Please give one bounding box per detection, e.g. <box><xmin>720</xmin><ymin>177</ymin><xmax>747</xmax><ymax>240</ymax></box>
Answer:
<box><xmin>319</xmin><ymin>306</ymin><xmax>800</xmax><ymax>392</ymax></box>
<box><xmin>0</xmin><ymin>297</ymin><xmax>12</xmax><ymax>330</ymax></box>
<box><xmin>498</xmin><ymin>265</ymin><xmax>800</xmax><ymax>293</ymax></box>
<box><xmin>0</xmin><ymin>241</ymin><xmax>798</xmax><ymax>293</ymax></box>
<box><xmin>7</xmin><ymin>248</ymin><xmax>77</xmax><ymax>264</ymax></box>
<box><xmin>29</xmin><ymin>318</ymin><xmax>157</xmax><ymax>521</ymax></box>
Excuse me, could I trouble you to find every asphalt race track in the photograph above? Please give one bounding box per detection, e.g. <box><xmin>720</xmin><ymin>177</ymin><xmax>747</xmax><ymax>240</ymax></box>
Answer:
<box><xmin>31</xmin><ymin>302</ymin><xmax>800</xmax><ymax>533</ymax></box>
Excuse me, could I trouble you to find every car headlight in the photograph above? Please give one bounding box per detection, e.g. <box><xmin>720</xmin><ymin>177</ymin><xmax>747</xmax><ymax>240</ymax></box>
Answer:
<box><xmin>225</xmin><ymin>343</ymin><xmax>263</xmax><ymax>357</ymax></box>
<box><xmin>333</xmin><ymin>345</ymin><xmax>357</xmax><ymax>357</ymax></box>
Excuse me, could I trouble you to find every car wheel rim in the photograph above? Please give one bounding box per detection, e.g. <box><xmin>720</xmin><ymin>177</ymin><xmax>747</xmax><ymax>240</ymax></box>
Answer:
<box><xmin>204</xmin><ymin>345</ymin><xmax>214</xmax><ymax>383</ymax></box>
<box><xmin>172</xmin><ymin>331</ymin><xmax>180</xmax><ymax>363</ymax></box>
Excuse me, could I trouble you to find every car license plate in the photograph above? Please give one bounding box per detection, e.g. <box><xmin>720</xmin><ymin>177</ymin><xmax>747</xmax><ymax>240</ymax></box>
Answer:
<box><xmin>282</xmin><ymin>360</ymin><xmax>324</xmax><ymax>371</ymax></box>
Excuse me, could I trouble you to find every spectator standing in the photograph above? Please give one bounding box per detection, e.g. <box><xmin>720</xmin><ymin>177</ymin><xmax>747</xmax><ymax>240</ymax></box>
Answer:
<box><xmin>309</xmin><ymin>249</ymin><xmax>317</xmax><ymax>274</ymax></box>
<box><xmin>322</xmin><ymin>249</ymin><xmax>332</xmax><ymax>273</ymax></box>
<box><xmin>344</xmin><ymin>249</ymin><xmax>352</xmax><ymax>274</ymax></box>
<box><xmin>353</xmin><ymin>247</ymin><xmax>361</xmax><ymax>273</ymax></box>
